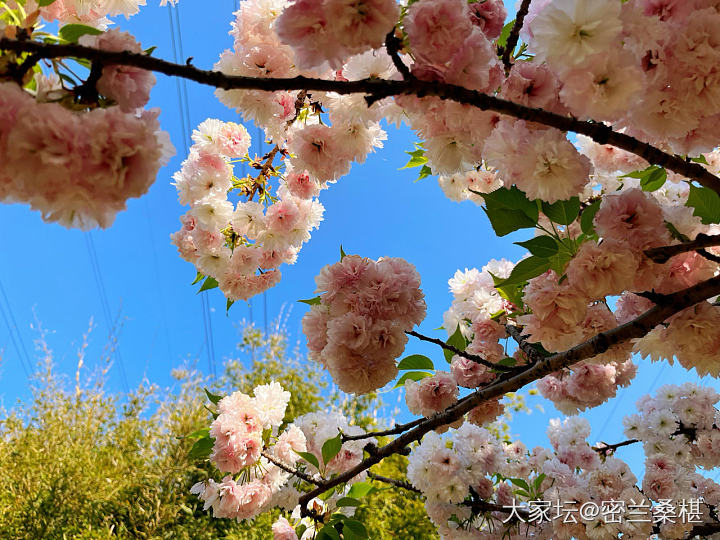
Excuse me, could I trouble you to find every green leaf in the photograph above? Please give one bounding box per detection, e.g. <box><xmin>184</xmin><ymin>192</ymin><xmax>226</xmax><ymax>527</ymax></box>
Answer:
<box><xmin>490</xmin><ymin>272</ymin><xmax>525</xmax><ymax>310</ymax></box>
<box><xmin>144</xmin><ymin>45</ymin><xmax>157</xmax><ymax>55</ymax></box>
<box><xmin>479</xmin><ymin>186</ymin><xmax>539</xmax><ymax>236</ymax></box>
<box><xmin>400</xmin><ymin>146</ymin><xmax>427</xmax><ymax>169</ymax></box>
<box><xmin>513</xmin><ymin>489</ymin><xmax>531</xmax><ymax>498</ymax></box>
<box><xmin>497</xmin><ymin>19</ymin><xmax>515</xmax><ymax>49</ymax></box>
<box><xmin>226</xmin><ymin>299</ymin><xmax>234</xmax><ymax>313</ymax></box>
<box><xmin>533</xmin><ymin>473</ymin><xmax>546</xmax><ymax>491</ymax></box>
<box><xmin>319</xmin><ymin>487</ymin><xmax>336</xmax><ymax>501</ymax></box>
<box><xmin>204</xmin><ymin>388</ymin><xmax>223</xmax><ymax>405</ymax></box>
<box><xmin>397</xmin><ymin>354</ymin><xmax>434</xmax><ymax>371</ymax></box>
<box><xmin>321</xmin><ymin>433</ymin><xmax>343</xmax><ymax>466</ymax></box>
<box><xmin>686</xmin><ymin>184</ymin><xmax>720</xmax><ymax>225</ymax></box>
<box><xmin>197</xmin><ymin>276</ymin><xmax>218</xmax><ymax>293</ymax></box>
<box><xmin>347</xmin><ymin>482</ymin><xmax>378</xmax><ymax>499</ymax></box>
<box><xmin>691</xmin><ymin>155</ymin><xmax>709</xmax><ymax>165</ymax></box>
<box><xmin>514</xmin><ymin>236</ymin><xmax>559</xmax><ymax>258</ymax></box>
<box><xmin>296</xmin><ymin>524</ymin><xmax>307</xmax><ymax>538</ymax></box>
<box><xmin>394</xmin><ymin>371</ymin><xmax>432</xmax><ymax>388</ymax></box>
<box><xmin>510</xmin><ymin>478</ymin><xmax>530</xmax><ymax>491</ymax></box>
<box><xmin>340</xmin><ymin>245</ymin><xmax>347</xmax><ymax>260</ymax></box>
<box><xmin>541</xmin><ymin>197</ymin><xmax>581</xmax><ymax>225</ymax></box>
<box><xmin>416</xmin><ymin>164</ymin><xmax>433</xmax><ymax>182</ymax></box>
<box><xmin>316</xmin><ymin>524</ymin><xmax>341</xmax><ymax>540</ymax></box>
<box><xmin>188</xmin><ymin>436</ymin><xmax>214</xmax><ymax>459</ymax></box>
<box><xmin>497</xmin><ymin>358</ymin><xmax>517</xmax><ymax>367</ymax></box>
<box><xmin>336</xmin><ymin>497</ymin><xmax>362</xmax><ymax>507</ymax></box>
<box><xmin>343</xmin><ymin>520</ymin><xmax>369</xmax><ymax>539</ymax></box>
<box><xmin>580</xmin><ymin>200</ymin><xmax>601</xmax><ymax>235</ymax></box>
<box><xmin>444</xmin><ymin>325</ymin><xmax>468</xmax><ymax>363</ymax></box>
<box><xmin>38</xmin><ymin>0</ymin><xmax>58</xmax><ymax>6</ymax></box>
<box><xmin>203</xmin><ymin>404</ymin><xmax>219</xmax><ymax>420</ymax></box>
<box><xmin>59</xmin><ymin>23</ymin><xmax>103</xmax><ymax>43</ymax></box>
<box><xmin>184</xmin><ymin>428</ymin><xmax>210</xmax><ymax>440</ymax></box>
<box><xmin>621</xmin><ymin>165</ymin><xmax>667</xmax><ymax>192</ymax></box>
<box><xmin>191</xmin><ymin>272</ymin><xmax>205</xmax><ymax>285</ymax></box>
<box><xmin>299</xmin><ymin>296</ymin><xmax>322</xmax><ymax>305</ymax></box>
<box><xmin>641</xmin><ymin>167</ymin><xmax>667</xmax><ymax>191</ymax></box>
<box><xmin>548</xmin><ymin>250</ymin><xmax>572</xmax><ymax>276</ymax></box>
<box><xmin>294</xmin><ymin>450</ymin><xmax>319</xmax><ymax>469</ymax></box>
<box><xmin>495</xmin><ymin>256</ymin><xmax>552</xmax><ymax>288</ymax></box>
<box><xmin>665</xmin><ymin>220</ymin><xmax>691</xmax><ymax>243</ymax></box>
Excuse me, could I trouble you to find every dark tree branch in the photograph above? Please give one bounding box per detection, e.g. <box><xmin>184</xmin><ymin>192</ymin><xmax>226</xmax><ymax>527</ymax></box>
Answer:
<box><xmin>592</xmin><ymin>438</ymin><xmax>639</xmax><ymax>456</ymax></box>
<box><xmin>2</xmin><ymin>38</ymin><xmax>720</xmax><ymax>194</ymax></box>
<box><xmin>384</xmin><ymin>30</ymin><xmax>411</xmax><ymax>80</ymax></box>
<box><xmin>505</xmin><ymin>324</ymin><xmax>545</xmax><ymax>364</ymax></box>
<box><xmin>299</xmin><ymin>274</ymin><xmax>720</xmax><ymax>516</ymax></box>
<box><xmin>367</xmin><ymin>471</ymin><xmax>420</xmax><ymax>493</ymax></box>
<box><xmin>260</xmin><ymin>451</ymin><xmax>321</xmax><ymax>486</ymax></box>
<box><xmin>700</xmin><ymin>249</ymin><xmax>720</xmax><ymax>264</ymax></box>
<box><xmin>341</xmin><ymin>418</ymin><xmax>424</xmax><ymax>442</ymax></box>
<box><xmin>644</xmin><ymin>233</ymin><xmax>720</xmax><ymax>263</ymax></box>
<box><xmin>499</xmin><ymin>0</ymin><xmax>532</xmax><ymax>72</ymax></box>
<box><xmin>406</xmin><ymin>329</ymin><xmax>514</xmax><ymax>371</ymax></box>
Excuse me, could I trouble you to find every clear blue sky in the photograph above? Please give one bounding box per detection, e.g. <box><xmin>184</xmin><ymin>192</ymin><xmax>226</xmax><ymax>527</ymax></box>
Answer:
<box><xmin>0</xmin><ymin>1</ymin><xmax>717</xmax><ymax>479</ymax></box>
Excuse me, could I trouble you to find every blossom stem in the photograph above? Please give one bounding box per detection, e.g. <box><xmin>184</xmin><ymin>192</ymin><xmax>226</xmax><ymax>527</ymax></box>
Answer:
<box><xmin>405</xmin><ymin>329</ymin><xmax>515</xmax><ymax>371</ymax></box>
<box><xmin>260</xmin><ymin>451</ymin><xmax>322</xmax><ymax>486</ymax></box>
<box><xmin>2</xmin><ymin>38</ymin><xmax>720</xmax><ymax>194</ymax></box>
<box><xmin>341</xmin><ymin>418</ymin><xmax>425</xmax><ymax>442</ymax></box>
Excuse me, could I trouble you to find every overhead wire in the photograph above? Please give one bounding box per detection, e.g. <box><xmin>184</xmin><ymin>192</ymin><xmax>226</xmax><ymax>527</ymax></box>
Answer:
<box><xmin>168</xmin><ymin>2</ymin><xmax>217</xmax><ymax>378</ymax></box>
<box><xmin>0</xmin><ymin>281</ymin><xmax>31</xmax><ymax>377</ymax></box>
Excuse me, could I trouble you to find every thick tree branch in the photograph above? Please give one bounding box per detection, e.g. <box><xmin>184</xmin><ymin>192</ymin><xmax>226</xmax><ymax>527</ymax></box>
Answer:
<box><xmin>644</xmin><ymin>233</ymin><xmax>720</xmax><ymax>264</ymax></box>
<box><xmin>406</xmin><ymin>329</ymin><xmax>514</xmax><ymax>371</ymax></box>
<box><xmin>499</xmin><ymin>0</ymin><xmax>532</xmax><ymax>72</ymax></box>
<box><xmin>299</xmin><ymin>274</ymin><xmax>720</xmax><ymax>515</ymax></box>
<box><xmin>260</xmin><ymin>451</ymin><xmax>321</xmax><ymax>486</ymax></box>
<box><xmin>2</xmin><ymin>38</ymin><xmax>720</xmax><ymax>194</ymax></box>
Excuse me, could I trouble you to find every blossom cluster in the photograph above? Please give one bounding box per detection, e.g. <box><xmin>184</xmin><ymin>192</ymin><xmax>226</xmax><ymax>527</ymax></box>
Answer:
<box><xmin>0</xmin><ymin>29</ymin><xmax>173</xmax><ymax>229</ymax></box>
<box><xmin>170</xmin><ymin>118</ymin><xmax>324</xmax><ymax>301</ymax></box>
<box><xmin>192</xmin><ymin>382</ymin><xmax>374</xmax><ymax>525</ymax></box>
<box><xmin>302</xmin><ymin>255</ymin><xmax>426</xmax><ymax>394</ymax></box>
<box><xmin>407</xmin><ymin>385</ymin><xmax>720</xmax><ymax>539</ymax></box>
<box><xmin>31</xmin><ymin>0</ymin><xmax>176</xmax><ymax>28</ymax></box>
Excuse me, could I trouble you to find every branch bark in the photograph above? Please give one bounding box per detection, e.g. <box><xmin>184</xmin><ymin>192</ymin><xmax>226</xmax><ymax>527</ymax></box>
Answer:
<box><xmin>2</xmin><ymin>38</ymin><xmax>720</xmax><ymax>194</ymax></box>
<box><xmin>644</xmin><ymin>233</ymin><xmax>720</xmax><ymax>264</ymax></box>
<box><xmin>499</xmin><ymin>0</ymin><xmax>532</xmax><ymax>72</ymax></box>
<box><xmin>406</xmin><ymin>329</ymin><xmax>515</xmax><ymax>371</ymax></box>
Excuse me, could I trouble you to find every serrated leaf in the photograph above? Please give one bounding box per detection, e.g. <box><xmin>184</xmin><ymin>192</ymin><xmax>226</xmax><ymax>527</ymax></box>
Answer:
<box><xmin>514</xmin><ymin>236</ymin><xmax>559</xmax><ymax>258</ymax></box>
<box><xmin>541</xmin><ymin>197</ymin><xmax>581</xmax><ymax>225</ymax></box>
<box><xmin>513</xmin><ymin>489</ymin><xmax>531</xmax><ymax>498</ymax></box>
<box><xmin>400</xmin><ymin>147</ymin><xmax>428</xmax><ymax>169</ymax></box>
<box><xmin>397</xmin><ymin>354</ymin><xmax>434</xmax><ymax>371</ymax></box>
<box><xmin>347</xmin><ymin>482</ymin><xmax>377</xmax><ymax>499</ymax></box>
<box><xmin>197</xmin><ymin>276</ymin><xmax>218</xmax><ymax>293</ymax></box>
<box><xmin>481</xmin><ymin>186</ymin><xmax>539</xmax><ymax>221</ymax></box>
<box><xmin>294</xmin><ymin>450</ymin><xmax>319</xmax><ymax>469</ymax></box>
<box><xmin>416</xmin><ymin>164</ymin><xmax>432</xmax><ymax>182</ymax></box>
<box><xmin>686</xmin><ymin>184</ymin><xmax>720</xmax><ymax>225</ymax></box>
<box><xmin>509</xmin><ymin>478</ymin><xmax>530</xmax><ymax>490</ymax></box>
<box><xmin>340</xmin><ymin>245</ymin><xmax>347</xmax><ymax>260</ymax></box>
<box><xmin>394</xmin><ymin>371</ymin><xmax>432</xmax><ymax>388</ymax></box>
<box><xmin>444</xmin><ymin>325</ymin><xmax>467</xmax><ymax>363</ymax></box>
<box><xmin>641</xmin><ymin>167</ymin><xmax>667</xmax><ymax>191</ymax></box>
<box><xmin>533</xmin><ymin>473</ymin><xmax>546</xmax><ymax>490</ymax></box>
<box><xmin>188</xmin><ymin>436</ymin><xmax>214</xmax><ymax>459</ymax></box>
<box><xmin>59</xmin><ymin>23</ymin><xmax>102</xmax><ymax>43</ymax></box>
<box><xmin>481</xmin><ymin>206</ymin><xmax>537</xmax><ymax>236</ymax></box>
<box><xmin>495</xmin><ymin>256</ymin><xmax>551</xmax><ymax>288</ymax></box>
<box><xmin>336</xmin><ymin>497</ymin><xmax>362</xmax><ymax>507</ymax></box>
<box><xmin>321</xmin><ymin>433</ymin><xmax>343</xmax><ymax>466</ymax></box>
<box><xmin>580</xmin><ymin>200</ymin><xmax>601</xmax><ymax>235</ymax></box>
<box><xmin>343</xmin><ymin>520</ymin><xmax>368</xmax><ymax>539</ymax></box>
<box><xmin>204</xmin><ymin>388</ymin><xmax>223</xmax><ymax>405</ymax></box>
<box><xmin>299</xmin><ymin>296</ymin><xmax>322</xmax><ymax>305</ymax></box>
<box><xmin>548</xmin><ymin>250</ymin><xmax>572</xmax><ymax>276</ymax></box>
<box><xmin>497</xmin><ymin>19</ymin><xmax>515</xmax><ymax>49</ymax></box>
<box><xmin>191</xmin><ymin>272</ymin><xmax>205</xmax><ymax>285</ymax></box>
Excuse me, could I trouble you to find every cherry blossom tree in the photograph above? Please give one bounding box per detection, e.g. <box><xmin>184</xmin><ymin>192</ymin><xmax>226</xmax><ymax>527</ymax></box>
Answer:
<box><xmin>3</xmin><ymin>0</ymin><xmax>720</xmax><ymax>537</ymax></box>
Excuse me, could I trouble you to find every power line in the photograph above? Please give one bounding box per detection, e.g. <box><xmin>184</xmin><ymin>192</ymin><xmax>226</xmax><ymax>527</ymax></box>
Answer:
<box><xmin>0</xmin><ymin>283</ymin><xmax>31</xmax><ymax>377</ymax></box>
<box><xmin>84</xmin><ymin>233</ymin><xmax>130</xmax><ymax>393</ymax></box>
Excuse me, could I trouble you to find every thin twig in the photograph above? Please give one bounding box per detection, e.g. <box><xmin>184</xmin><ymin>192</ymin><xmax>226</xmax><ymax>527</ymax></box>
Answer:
<box><xmin>367</xmin><ymin>471</ymin><xmax>420</xmax><ymax>493</ymax></box>
<box><xmin>499</xmin><ymin>0</ymin><xmax>532</xmax><ymax>72</ymax></box>
<box><xmin>261</xmin><ymin>451</ymin><xmax>322</xmax><ymax>486</ymax></box>
<box><xmin>2</xmin><ymin>38</ymin><xmax>720</xmax><ymax>194</ymax></box>
<box><xmin>406</xmin><ymin>330</ymin><xmax>514</xmax><ymax>372</ymax></box>
<box><xmin>644</xmin><ymin>233</ymin><xmax>720</xmax><ymax>263</ymax></box>
<box><xmin>591</xmin><ymin>438</ymin><xmax>639</xmax><ymax>456</ymax></box>
<box><xmin>505</xmin><ymin>324</ymin><xmax>545</xmax><ymax>364</ymax></box>
<box><xmin>341</xmin><ymin>418</ymin><xmax>424</xmax><ymax>442</ymax></box>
